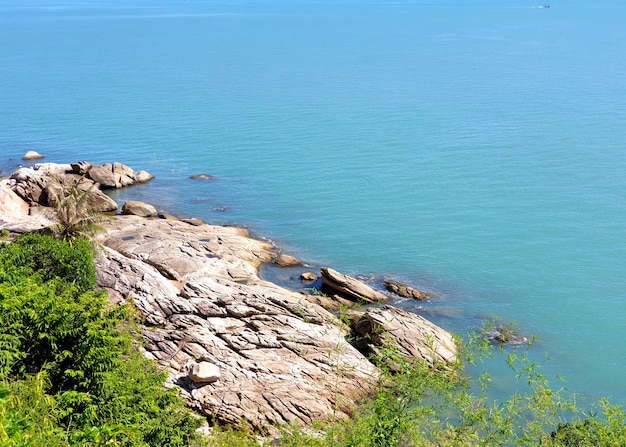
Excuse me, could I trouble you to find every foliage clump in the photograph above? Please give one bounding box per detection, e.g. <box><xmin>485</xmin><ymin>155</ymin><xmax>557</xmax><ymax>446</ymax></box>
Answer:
<box><xmin>43</xmin><ymin>176</ymin><xmax>108</xmax><ymax>245</ymax></box>
<box><xmin>0</xmin><ymin>233</ymin><xmax>203</xmax><ymax>446</ymax></box>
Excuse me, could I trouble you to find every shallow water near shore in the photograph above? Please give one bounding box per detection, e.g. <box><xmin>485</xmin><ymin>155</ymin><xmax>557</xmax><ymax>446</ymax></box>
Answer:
<box><xmin>2</xmin><ymin>0</ymin><xmax>626</xmax><ymax>406</ymax></box>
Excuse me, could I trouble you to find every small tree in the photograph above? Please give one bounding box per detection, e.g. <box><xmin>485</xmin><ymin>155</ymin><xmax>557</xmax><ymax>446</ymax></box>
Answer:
<box><xmin>44</xmin><ymin>176</ymin><xmax>109</xmax><ymax>246</ymax></box>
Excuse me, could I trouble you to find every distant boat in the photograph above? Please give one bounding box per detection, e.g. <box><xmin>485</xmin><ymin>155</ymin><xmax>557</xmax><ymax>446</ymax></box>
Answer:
<box><xmin>539</xmin><ymin>4</ymin><xmax>550</xmax><ymax>7</ymax></box>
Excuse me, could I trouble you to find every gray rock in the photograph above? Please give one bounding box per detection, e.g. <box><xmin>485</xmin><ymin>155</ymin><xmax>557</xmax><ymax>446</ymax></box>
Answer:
<box><xmin>384</xmin><ymin>280</ymin><xmax>432</xmax><ymax>301</ymax></box>
<box><xmin>320</xmin><ymin>267</ymin><xmax>387</xmax><ymax>303</ymax></box>
<box><xmin>96</xmin><ymin>216</ymin><xmax>380</xmax><ymax>430</ymax></box>
<box><xmin>190</xmin><ymin>174</ymin><xmax>215</xmax><ymax>181</ymax></box>
<box><xmin>70</xmin><ymin>161</ymin><xmax>93</xmax><ymax>176</ymax></box>
<box><xmin>121</xmin><ymin>201</ymin><xmax>157</xmax><ymax>217</ymax></box>
<box><xmin>300</xmin><ymin>272</ymin><xmax>318</xmax><ymax>282</ymax></box>
<box><xmin>10</xmin><ymin>164</ymin><xmax>68</xmax><ymax>204</ymax></box>
<box><xmin>85</xmin><ymin>162</ymin><xmax>153</xmax><ymax>189</ymax></box>
<box><xmin>45</xmin><ymin>176</ymin><xmax>118</xmax><ymax>213</ymax></box>
<box><xmin>0</xmin><ymin>182</ymin><xmax>29</xmax><ymax>221</ymax></box>
<box><xmin>7</xmin><ymin>164</ymin><xmax>117</xmax><ymax>213</ymax></box>
<box><xmin>133</xmin><ymin>170</ymin><xmax>154</xmax><ymax>184</ymax></box>
<box><xmin>486</xmin><ymin>324</ymin><xmax>528</xmax><ymax>345</ymax></box>
<box><xmin>22</xmin><ymin>150</ymin><xmax>44</xmax><ymax>161</ymax></box>
<box><xmin>353</xmin><ymin>305</ymin><xmax>457</xmax><ymax>368</ymax></box>
<box><xmin>87</xmin><ymin>163</ymin><xmax>118</xmax><ymax>188</ymax></box>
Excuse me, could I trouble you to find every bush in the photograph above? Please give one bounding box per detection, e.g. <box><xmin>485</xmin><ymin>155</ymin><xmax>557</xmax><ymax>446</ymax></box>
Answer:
<box><xmin>0</xmin><ymin>234</ymin><xmax>203</xmax><ymax>446</ymax></box>
<box><xmin>2</xmin><ymin>232</ymin><xmax>96</xmax><ymax>294</ymax></box>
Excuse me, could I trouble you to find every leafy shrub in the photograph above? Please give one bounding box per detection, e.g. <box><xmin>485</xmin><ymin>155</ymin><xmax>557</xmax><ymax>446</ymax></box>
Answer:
<box><xmin>0</xmin><ymin>234</ymin><xmax>203</xmax><ymax>446</ymax></box>
<box><xmin>2</xmin><ymin>232</ymin><xmax>96</xmax><ymax>294</ymax></box>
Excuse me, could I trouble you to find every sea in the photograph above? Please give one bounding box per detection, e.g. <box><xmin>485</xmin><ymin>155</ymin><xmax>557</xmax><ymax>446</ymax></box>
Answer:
<box><xmin>2</xmin><ymin>0</ymin><xmax>626</xmax><ymax>408</ymax></box>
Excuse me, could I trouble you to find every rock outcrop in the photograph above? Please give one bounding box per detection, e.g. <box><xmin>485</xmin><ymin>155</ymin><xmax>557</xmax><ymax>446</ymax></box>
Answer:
<box><xmin>0</xmin><ymin>182</ymin><xmax>29</xmax><ymax>223</ymax></box>
<box><xmin>0</xmin><ymin>180</ymin><xmax>55</xmax><ymax>232</ymax></box>
<box><xmin>353</xmin><ymin>305</ymin><xmax>457</xmax><ymax>368</ymax></box>
<box><xmin>321</xmin><ymin>267</ymin><xmax>388</xmax><ymax>304</ymax></box>
<box><xmin>96</xmin><ymin>216</ymin><xmax>381</xmax><ymax>430</ymax></box>
<box><xmin>72</xmin><ymin>161</ymin><xmax>154</xmax><ymax>189</ymax></box>
<box><xmin>4</xmin><ymin>162</ymin><xmax>154</xmax><ymax>222</ymax></box>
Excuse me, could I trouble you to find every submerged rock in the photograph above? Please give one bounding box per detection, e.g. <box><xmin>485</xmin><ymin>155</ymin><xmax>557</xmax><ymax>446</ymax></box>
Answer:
<box><xmin>384</xmin><ymin>279</ymin><xmax>432</xmax><ymax>301</ymax></box>
<box><xmin>190</xmin><ymin>174</ymin><xmax>215</xmax><ymax>181</ymax></box>
<box><xmin>486</xmin><ymin>324</ymin><xmax>528</xmax><ymax>345</ymax></box>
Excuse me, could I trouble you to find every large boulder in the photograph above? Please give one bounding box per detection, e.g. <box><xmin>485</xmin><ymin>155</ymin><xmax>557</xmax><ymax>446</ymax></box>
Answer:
<box><xmin>0</xmin><ymin>181</ymin><xmax>56</xmax><ymax>233</ymax></box>
<box><xmin>121</xmin><ymin>200</ymin><xmax>157</xmax><ymax>217</ymax></box>
<box><xmin>320</xmin><ymin>267</ymin><xmax>388</xmax><ymax>303</ymax></box>
<box><xmin>274</xmin><ymin>254</ymin><xmax>302</xmax><ymax>267</ymax></box>
<box><xmin>45</xmin><ymin>176</ymin><xmax>118</xmax><ymax>213</ymax></box>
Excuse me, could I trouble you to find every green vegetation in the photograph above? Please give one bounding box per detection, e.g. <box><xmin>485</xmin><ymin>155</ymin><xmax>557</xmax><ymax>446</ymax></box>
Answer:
<box><xmin>1</xmin><ymin>231</ymin><xmax>624</xmax><ymax>446</ymax></box>
<box><xmin>200</xmin><ymin>328</ymin><xmax>626</xmax><ymax>447</ymax></box>
<box><xmin>43</xmin><ymin>176</ymin><xmax>108</xmax><ymax>246</ymax></box>
<box><xmin>0</xmin><ymin>233</ymin><xmax>203</xmax><ymax>446</ymax></box>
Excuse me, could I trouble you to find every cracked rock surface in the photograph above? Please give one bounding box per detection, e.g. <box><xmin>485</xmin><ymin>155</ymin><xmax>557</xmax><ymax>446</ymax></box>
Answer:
<box><xmin>2</xmin><ymin>160</ymin><xmax>459</xmax><ymax>432</ymax></box>
<box><xmin>96</xmin><ymin>216</ymin><xmax>380</xmax><ymax>430</ymax></box>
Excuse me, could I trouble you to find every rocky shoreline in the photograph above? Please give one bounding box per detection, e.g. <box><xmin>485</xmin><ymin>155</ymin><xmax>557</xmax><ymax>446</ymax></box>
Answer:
<box><xmin>1</xmin><ymin>160</ymin><xmax>459</xmax><ymax>431</ymax></box>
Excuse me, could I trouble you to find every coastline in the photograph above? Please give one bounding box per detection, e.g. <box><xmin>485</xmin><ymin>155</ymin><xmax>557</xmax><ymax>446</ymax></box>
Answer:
<box><xmin>0</xmin><ymin>160</ymin><xmax>458</xmax><ymax>431</ymax></box>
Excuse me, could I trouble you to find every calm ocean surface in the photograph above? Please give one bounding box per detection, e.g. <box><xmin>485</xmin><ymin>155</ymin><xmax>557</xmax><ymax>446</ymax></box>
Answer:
<box><xmin>2</xmin><ymin>0</ymin><xmax>626</xmax><ymax>405</ymax></box>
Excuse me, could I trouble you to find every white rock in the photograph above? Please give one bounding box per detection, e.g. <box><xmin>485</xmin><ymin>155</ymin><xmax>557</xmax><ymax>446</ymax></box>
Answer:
<box><xmin>187</xmin><ymin>361</ymin><xmax>221</xmax><ymax>383</ymax></box>
<box><xmin>22</xmin><ymin>150</ymin><xmax>44</xmax><ymax>160</ymax></box>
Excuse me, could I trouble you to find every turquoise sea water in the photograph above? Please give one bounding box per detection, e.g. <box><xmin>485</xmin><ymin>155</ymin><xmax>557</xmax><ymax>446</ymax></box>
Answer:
<box><xmin>2</xmin><ymin>0</ymin><xmax>626</xmax><ymax>405</ymax></box>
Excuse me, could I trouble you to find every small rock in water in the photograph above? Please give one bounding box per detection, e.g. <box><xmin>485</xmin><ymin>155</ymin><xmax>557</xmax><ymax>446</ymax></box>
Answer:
<box><xmin>384</xmin><ymin>279</ymin><xmax>432</xmax><ymax>301</ymax></box>
<box><xmin>487</xmin><ymin>324</ymin><xmax>528</xmax><ymax>345</ymax></box>
<box><xmin>190</xmin><ymin>174</ymin><xmax>215</xmax><ymax>181</ymax></box>
<box><xmin>22</xmin><ymin>150</ymin><xmax>44</xmax><ymax>161</ymax></box>
<box><xmin>301</xmin><ymin>271</ymin><xmax>318</xmax><ymax>282</ymax></box>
